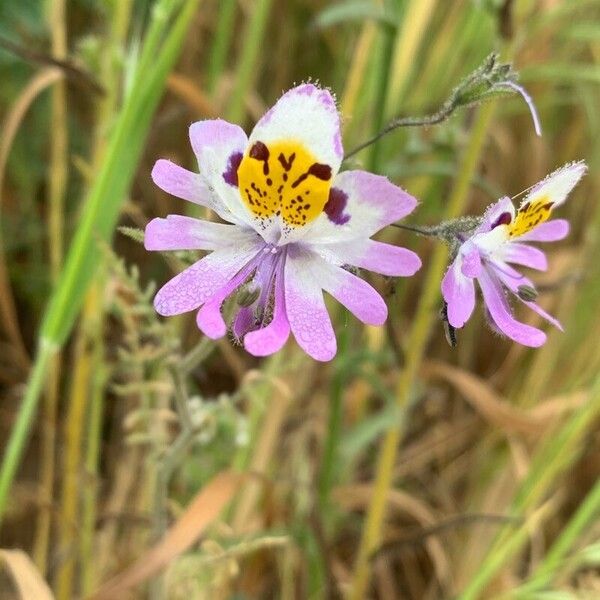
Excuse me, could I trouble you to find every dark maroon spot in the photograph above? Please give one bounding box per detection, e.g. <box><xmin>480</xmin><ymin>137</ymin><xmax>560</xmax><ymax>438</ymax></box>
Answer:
<box><xmin>491</xmin><ymin>211</ymin><xmax>512</xmax><ymax>229</ymax></box>
<box><xmin>520</xmin><ymin>202</ymin><xmax>531</xmax><ymax>213</ymax></box>
<box><xmin>303</xmin><ymin>203</ymin><xmax>310</xmax><ymax>209</ymax></box>
<box><xmin>283</xmin><ymin>173</ymin><xmax>288</xmax><ymax>182</ymax></box>
<box><xmin>222</xmin><ymin>151</ymin><xmax>243</xmax><ymax>187</ymax></box>
<box><xmin>324</xmin><ymin>187</ymin><xmax>350</xmax><ymax>225</ymax></box>
<box><xmin>291</xmin><ymin>162</ymin><xmax>332</xmax><ymax>188</ymax></box>
<box><xmin>249</xmin><ymin>141</ymin><xmax>270</xmax><ymax>175</ymax></box>
<box><xmin>278</xmin><ymin>152</ymin><xmax>296</xmax><ymax>171</ymax></box>
<box><xmin>309</xmin><ymin>163</ymin><xmax>332</xmax><ymax>180</ymax></box>
<box><xmin>266</xmin><ymin>178</ymin><xmax>272</xmax><ymax>186</ymax></box>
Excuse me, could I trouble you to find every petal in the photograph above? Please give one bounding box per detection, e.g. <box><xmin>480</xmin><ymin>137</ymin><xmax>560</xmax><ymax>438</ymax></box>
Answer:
<box><xmin>316</xmin><ymin>239</ymin><xmax>421</xmax><ymax>277</ymax></box>
<box><xmin>244</xmin><ymin>263</ymin><xmax>290</xmax><ymax>356</ymax></box>
<box><xmin>460</xmin><ymin>245</ymin><xmax>483</xmax><ymax>278</ymax></box>
<box><xmin>196</xmin><ymin>256</ymin><xmax>260</xmax><ymax>339</ymax></box>
<box><xmin>517</xmin><ymin>219</ymin><xmax>569</xmax><ymax>242</ymax></box>
<box><xmin>249</xmin><ymin>84</ymin><xmax>343</xmax><ymax>176</ymax></box>
<box><xmin>497</xmin><ymin>242</ymin><xmax>548</xmax><ymax>271</ymax></box>
<box><xmin>189</xmin><ymin>119</ymin><xmax>248</xmax><ymax>170</ymax></box>
<box><xmin>478</xmin><ymin>268</ymin><xmax>546</xmax><ymax>347</ymax></box>
<box><xmin>519</xmin><ymin>161</ymin><xmax>586</xmax><ymax>211</ymax></box>
<box><xmin>153</xmin><ymin>242</ymin><xmax>261</xmax><ymax>316</ymax></box>
<box><xmin>188</xmin><ymin>119</ymin><xmax>255</xmax><ymax>226</ymax></box>
<box><xmin>302</xmin><ymin>170</ymin><xmax>418</xmax><ymax>244</ymax></box>
<box><xmin>441</xmin><ymin>258</ymin><xmax>476</xmax><ymax>328</ymax></box>
<box><xmin>489</xmin><ymin>261</ymin><xmax>562</xmax><ymax>330</ymax></box>
<box><xmin>232</xmin><ymin>306</ymin><xmax>255</xmax><ymax>342</ymax></box>
<box><xmin>144</xmin><ymin>215</ymin><xmax>256</xmax><ymax>251</ymax></box>
<box><xmin>151</xmin><ymin>159</ymin><xmax>236</xmax><ymax>221</ymax></box>
<box><xmin>284</xmin><ymin>247</ymin><xmax>337</xmax><ymax>361</ymax></box>
<box><xmin>311</xmin><ymin>259</ymin><xmax>387</xmax><ymax>326</ymax></box>
<box><xmin>477</xmin><ymin>196</ymin><xmax>516</xmax><ymax>234</ymax></box>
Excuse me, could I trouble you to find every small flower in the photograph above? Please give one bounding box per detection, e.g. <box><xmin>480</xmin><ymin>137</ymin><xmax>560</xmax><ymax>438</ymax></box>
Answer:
<box><xmin>441</xmin><ymin>161</ymin><xmax>587</xmax><ymax>347</ymax></box>
<box><xmin>145</xmin><ymin>84</ymin><xmax>421</xmax><ymax>361</ymax></box>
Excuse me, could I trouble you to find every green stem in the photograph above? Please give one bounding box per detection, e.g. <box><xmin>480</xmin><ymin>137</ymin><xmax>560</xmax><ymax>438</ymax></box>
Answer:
<box><xmin>367</xmin><ymin>24</ymin><xmax>395</xmax><ymax>173</ymax></box>
<box><xmin>349</xmin><ymin>99</ymin><xmax>498</xmax><ymax>600</ymax></box>
<box><xmin>0</xmin><ymin>0</ymin><xmax>200</xmax><ymax>526</ymax></box>
<box><xmin>0</xmin><ymin>341</ymin><xmax>56</xmax><ymax>527</ymax></box>
<box><xmin>520</xmin><ymin>477</ymin><xmax>600</xmax><ymax>595</ymax></box>
<box><xmin>458</xmin><ymin>374</ymin><xmax>600</xmax><ymax>600</ymax></box>
<box><xmin>226</xmin><ymin>0</ymin><xmax>274</xmax><ymax>123</ymax></box>
<box><xmin>207</xmin><ymin>0</ymin><xmax>237</xmax><ymax>92</ymax></box>
<box><xmin>318</xmin><ymin>326</ymin><xmax>350</xmax><ymax>509</ymax></box>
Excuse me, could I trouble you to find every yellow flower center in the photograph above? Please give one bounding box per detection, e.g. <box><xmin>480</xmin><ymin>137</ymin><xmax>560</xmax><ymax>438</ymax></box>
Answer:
<box><xmin>237</xmin><ymin>140</ymin><xmax>333</xmax><ymax>227</ymax></box>
<box><xmin>507</xmin><ymin>196</ymin><xmax>554</xmax><ymax>237</ymax></box>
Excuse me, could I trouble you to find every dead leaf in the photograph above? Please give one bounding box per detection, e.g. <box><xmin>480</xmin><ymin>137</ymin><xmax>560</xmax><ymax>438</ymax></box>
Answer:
<box><xmin>89</xmin><ymin>470</ymin><xmax>243</xmax><ymax>600</ymax></box>
<box><xmin>0</xmin><ymin>549</ymin><xmax>54</xmax><ymax>600</ymax></box>
<box><xmin>422</xmin><ymin>360</ymin><xmax>538</xmax><ymax>435</ymax></box>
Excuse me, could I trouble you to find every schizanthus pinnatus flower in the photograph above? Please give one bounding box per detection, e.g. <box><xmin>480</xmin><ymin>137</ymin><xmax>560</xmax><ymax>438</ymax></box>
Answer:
<box><xmin>442</xmin><ymin>161</ymin><xmax>586</xmax><ymax>347</ymax></box>
<box><xmin>145</xmin><ymin>84</ymin><xmax>421</xmax><ymax>361</ymax></box>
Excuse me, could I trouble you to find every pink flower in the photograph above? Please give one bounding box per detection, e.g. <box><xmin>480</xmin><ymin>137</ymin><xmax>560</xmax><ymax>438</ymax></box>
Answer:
<box><xmin>145</xmin><ymin>84</ymin><xmax>421</xmax><ymax>361</ymax></box>
<box><xmin>442</xmin><ymin>161</ymin><xmax>586</xmax><ymax>347</ymax></box>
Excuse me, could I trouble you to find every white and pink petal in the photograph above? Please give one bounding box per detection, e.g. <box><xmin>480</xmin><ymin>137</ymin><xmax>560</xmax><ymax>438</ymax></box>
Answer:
<box><xmin>153</xmin><ymin>241</ymin><xmax>261</xmax><ymax>316</ymax></box>
<box><xmin>244</xmin><ymin>263</ymin><xmax>290</xmax><ymax>356</ymax></box>
<box><xmin>519</xmin><ymin>161</ymin><xmax>586</xmax><ymax>211</ymax></box>
<box><xmin>302</xmin><ymin>170</ymin><xmax>418</xmax><ymax>245</ymax></box>
<box><xmin>309</xmin><ymin>258</ymin><xmax>387</xmax><ymax>326</ymax></box>
<box><xmin>249</xmin><ymin>84</ymin><xmax>343</xmax><ymax>176</ymax></box>
<box><xmin>151</xmin><ymin>159</ymin><xmax>237</xmax><ymax>222</ymax></box>
<box><xmin>516</xmin><ymin>219</ymin><xmax>569</xmax><ymax>242</ymax></box>
<box><xmin>478</xmin><ymin>269</ymin><xmax>546</xmax><ymax>347</ymax></box>
<box><xmin>315</xmin><ymin>239</ymin><xmax>421</xmax><ymax>277</ymax></box>
<box><xmin>188</xmin><ymin>119</ymin><xmax>255</xmax><ymax>226</ymax></box>
<box><xmin>496</xmin><ymin>242</ymin><xmax>548</xmax><ymax>271</ymax></box>
<box><xmin>145</xmin><ymin>215</ymin><xmax>257</xmax><ymax>252</ymax></box>
<box><xmin>284</xmin><ymin>248</ymin><xmax>337</xmax><ymax>362</ymax></box>
<box><xmin>441</xmin><ymin>258</ymin><xmax>476</xmax><ymax>328</ymax></box>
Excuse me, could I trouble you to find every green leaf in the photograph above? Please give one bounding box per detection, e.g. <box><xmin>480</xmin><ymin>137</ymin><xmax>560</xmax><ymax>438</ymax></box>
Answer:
<box><xmin>313</xmin><ymin>0</ymin><xmax>397</xmax><ymax>29</ymax></box>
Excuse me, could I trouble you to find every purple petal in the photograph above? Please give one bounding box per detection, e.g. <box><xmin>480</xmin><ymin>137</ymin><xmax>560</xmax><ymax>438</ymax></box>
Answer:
<box><xmin>489</xmin><ymin>261</ymin><xmax>562</xmax><ymax>330</ymax></box>
<box><xmin>153</xmin><ymin>243</ymin><xmax>260</xmax><ymax>316</ymax></box>
<box><xmin>498</xmin><ymin>242</ymin><xmax>548</xmax><ymax>271</ymax></box>
<box><xmin>315</xmin><ymin>262</ymin><xmax>387</xmax><ymax>326</ymax></box>
<box><xmin>244</xmin><ymin>264</ymin><xmax>290</xmax><ymax>356</ymax></box>
<box><xmin>516</xmin><ymin>219</ymin><xmax>569</xmax><ymax>242</ymax></box>
<box><xmin>196</xmin><ymin>255</ymin><xmax>261</xmax><ymax>339</ymax></box>
<box><xmin>460</xmin><ymin>245</ymin><xmax>483</xmax><ymax>278</ymax></box>
<box><xmin>152</xmin><ymin>159</ymin><xmax>215</xmax><ymax>206</ymax></box>
<box><xmin>232</xmin><ymin>306</ymin><xmax>255</xmax><ymax>342</ymax></box>
<box><xmin>477</xmin><ymin>197</ymin><xmax>515</xmax><ymax>234</ymax></box>
<box><xmin>320</xmin><ymin>239</ymin><xmax>421</xmax><ymax>277</ymax></box>
<box><xmin>284</xmin><ymin>248</ymin><xmax>336</xmax><ymax>361</ymax></box>
<box><xmin>478</xmin><ymin>268</ymin><xmax>546</xmax><ymax>347</ymax></box>
<box><xmin>441</xmin><ymin>259</ymin><xmax>476</xmax><ymax>328</ymax></box>
<box><xmin>144</xmin><ymin>216</ymin><xmax>253</xmax><ymax>251</ymax></box>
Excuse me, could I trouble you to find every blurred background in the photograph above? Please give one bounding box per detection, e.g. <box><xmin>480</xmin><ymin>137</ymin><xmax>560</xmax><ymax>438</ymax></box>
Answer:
<box><xmin>0</xmin><ymin>0</ymin><xmax>599</xmax><ymax>598</ymax></box>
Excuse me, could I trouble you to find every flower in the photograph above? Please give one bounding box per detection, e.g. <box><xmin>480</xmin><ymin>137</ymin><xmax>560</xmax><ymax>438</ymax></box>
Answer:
<box><xmin>145</xmin><ymin>84</ymin><xmax>421</xmax><ymax>361</ymax></box>
<box><xmin>442</xmin><ymin>161</ymin><xmax>586</xmax><ymax>347</ymax></box>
